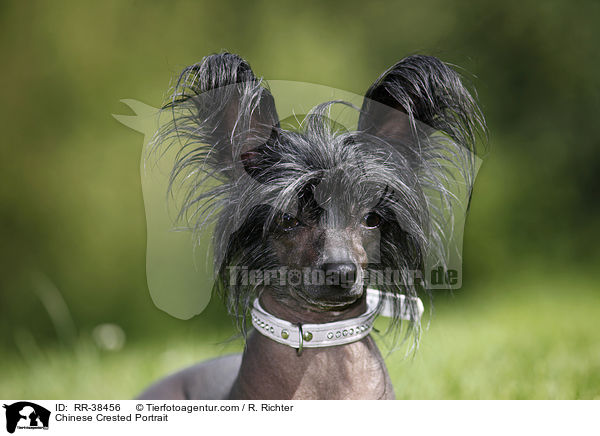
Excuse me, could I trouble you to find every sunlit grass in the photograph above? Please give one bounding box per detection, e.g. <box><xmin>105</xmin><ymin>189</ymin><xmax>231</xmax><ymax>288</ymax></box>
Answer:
<box><xmin>1</xmin><ymin>275</ymin><xmax>599</xmax><ymax>399</ymax></box>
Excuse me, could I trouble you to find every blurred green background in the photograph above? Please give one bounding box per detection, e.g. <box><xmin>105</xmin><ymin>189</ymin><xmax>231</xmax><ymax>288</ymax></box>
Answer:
<box><xmin>1</xmin><ymin>0</ymin><xmax>599</xmax><ymax>399</ymax></box>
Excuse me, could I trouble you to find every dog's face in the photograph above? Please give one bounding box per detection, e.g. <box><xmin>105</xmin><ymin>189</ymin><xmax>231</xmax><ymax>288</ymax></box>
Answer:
<box><xmin>264</xmin><ymin>158</ymin><xmax>380</xmax><ymax>309</ymax></box>
<box><xmin>268</xmin><ymin>196</ymin><xmax>372</xmax><ymax>308</ymax></box>
<box><xmin>157</xmin><ymin>52</ymin><xmax>485</xmax><ymax>329</ymax></box>
<box><xmin>217</xmin><ymin>125</ymin><xmax>427</xmax><ymax>311</ymax></box>
<box><xmin>266</xmin><ymin>196</ymin><xmax>410</xmax><ymax>309</ymax></box>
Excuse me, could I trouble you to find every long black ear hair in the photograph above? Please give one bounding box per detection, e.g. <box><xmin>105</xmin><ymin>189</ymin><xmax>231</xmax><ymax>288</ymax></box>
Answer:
<box><xmin>358</xmin><ymin>55</ymin><xmax>487</xmax><ymax>348</ymax></box>
<box><xmin>151</xmin><ymin>52</ymin><xmax>281</xmax><ymax>229</ymax></box>
<box><xmin>160</xmin><ymin>52</ymin><xmax>280</xmax><ymax>179</ymax></box>
<box><xmin>149</xmin><ymin>53</ymin><xmax>281</xmax><ymax>330</ymax></box>
<box><xmin>359</xmin><ymin>55</ymin><xmax>485</xmax><ymax>155</ymax></box>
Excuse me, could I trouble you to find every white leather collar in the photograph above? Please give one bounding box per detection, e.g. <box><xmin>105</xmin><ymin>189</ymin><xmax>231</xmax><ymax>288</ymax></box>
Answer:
<box><xmin>251</xmin><ymin>288</ymin><xmax>424</xmax><ymax>354</ymax></box>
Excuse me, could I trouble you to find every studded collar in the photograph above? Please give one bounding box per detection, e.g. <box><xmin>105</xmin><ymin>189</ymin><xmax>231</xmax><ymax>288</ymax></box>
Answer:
<box><xmin>250</xmin><ymin>288</ymin><xmax>423</xmax><ymax>355</ymax></box>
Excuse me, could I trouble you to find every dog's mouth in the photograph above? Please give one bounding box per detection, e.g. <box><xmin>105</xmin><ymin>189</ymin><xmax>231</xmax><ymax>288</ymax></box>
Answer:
<box><xmin>291</xmin><ymin>283</ymin><xmax>365</xmax><ymax>311</ymax></box>
<box><xmin>281</xmin><ymin>264</ymin><xmax>365</xmax><ymax>310</ymax></box>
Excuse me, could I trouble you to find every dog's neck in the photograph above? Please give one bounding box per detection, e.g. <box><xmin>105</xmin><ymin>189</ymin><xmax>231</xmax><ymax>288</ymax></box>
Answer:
<box><xmin>228</xmin><ymin>292</ymin><xmax>395</xmax><ymax>400</ymax></box>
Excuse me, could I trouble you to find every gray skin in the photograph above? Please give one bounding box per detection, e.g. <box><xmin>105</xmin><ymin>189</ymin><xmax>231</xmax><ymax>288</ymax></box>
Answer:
<box><xmin>136</xmin><ymin>291</ymin><xmax>394</xmax><ymax>400</ymax></box>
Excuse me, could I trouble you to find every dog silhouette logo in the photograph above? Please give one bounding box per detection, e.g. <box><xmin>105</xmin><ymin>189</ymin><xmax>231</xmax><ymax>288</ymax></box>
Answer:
<box><xmin>2</xmin><ymin>402</ymin><xmax>50</xmax><ymax>433</ymax></box>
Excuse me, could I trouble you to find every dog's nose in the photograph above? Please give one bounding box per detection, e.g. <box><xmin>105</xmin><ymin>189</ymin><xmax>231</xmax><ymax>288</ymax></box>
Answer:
<box><xmin>323</xmin><ymin>262</ymin><xmax>357</xmax><ymax>287</ymax></box>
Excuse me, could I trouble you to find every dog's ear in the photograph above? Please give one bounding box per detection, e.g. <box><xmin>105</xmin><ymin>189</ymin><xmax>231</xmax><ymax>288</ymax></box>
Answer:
<box><xmin>164</xmin><ymin>52</ymin><xmax>280</xmax><ymax>176</ymax></box>
<box><xmin>358</xmin><ymin>55</ymin><xmax>484</xmax><ymax>154</ymax></box>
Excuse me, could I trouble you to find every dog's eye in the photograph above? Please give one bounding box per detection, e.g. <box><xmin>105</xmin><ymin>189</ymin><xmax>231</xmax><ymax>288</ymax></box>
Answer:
<box><xmin>279</xmin><ymin>213</ymin><xmax>300</xmax><ymax>230</ymax></box>
<box><xmin>361</xmin><ymin>212</ymin><xmax>382</xmax><ymax>229</ymax></box>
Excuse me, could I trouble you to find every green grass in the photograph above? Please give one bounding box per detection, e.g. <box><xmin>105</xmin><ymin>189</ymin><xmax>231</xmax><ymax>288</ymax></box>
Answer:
<box><xmin>387</xmin><ymin>278</ymin><xmax>600</xmax><ymax>399</ymax></box>
<box><xmin>1</xmin><ymin>275</ymin><xmax>599</xmax><ymax>399</ymax></box>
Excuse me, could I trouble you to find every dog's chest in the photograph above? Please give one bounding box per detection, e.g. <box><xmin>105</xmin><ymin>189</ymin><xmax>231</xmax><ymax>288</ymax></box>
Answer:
<box><xmin>288</xmin><ymin>343</ymin><xmax>395</xmax><ymax>400</ymax></box>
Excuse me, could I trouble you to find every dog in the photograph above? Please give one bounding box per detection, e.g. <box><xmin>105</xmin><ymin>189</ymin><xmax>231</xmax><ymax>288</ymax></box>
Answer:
<box><xmin>136</xmin><ymin>52</ymin><xmax>485</xmax><ymax>400</ymax></box>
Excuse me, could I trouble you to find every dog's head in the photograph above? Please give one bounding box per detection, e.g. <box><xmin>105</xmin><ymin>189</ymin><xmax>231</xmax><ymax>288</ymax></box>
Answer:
<box><xmin>153</xmin><ymin>53</ymin><xmax>485</xmax><ymax>337</ymax></box>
